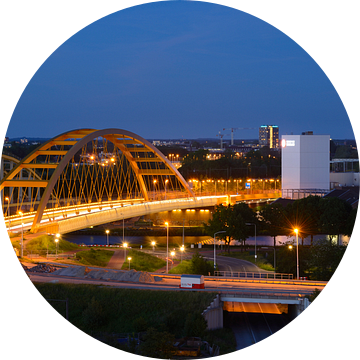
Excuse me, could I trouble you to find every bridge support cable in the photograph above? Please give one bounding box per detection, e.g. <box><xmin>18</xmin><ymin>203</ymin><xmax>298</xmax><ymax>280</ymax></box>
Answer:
<box><xmin>1</xmin><ymin>128</ymin><xmax>194</xmax><ymax>233</ymax></box>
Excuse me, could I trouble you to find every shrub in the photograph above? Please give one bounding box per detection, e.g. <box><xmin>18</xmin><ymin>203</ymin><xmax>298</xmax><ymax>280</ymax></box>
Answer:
<box><xmin>184</xmin><ymin>312</ymin><xmax>207</xmax><ymax>338</ymax></box>
<box><xmin>82</xmin><ymin>297</ymin><xmax>107</xmax><ymax>331</ymax></box>
<box><xmin>191</xmin><ymin>251</ymin><xmax>214</xmax><ymax>275</ymax></box>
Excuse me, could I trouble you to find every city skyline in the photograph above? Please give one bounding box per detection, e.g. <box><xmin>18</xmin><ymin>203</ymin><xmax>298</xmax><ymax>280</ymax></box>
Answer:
<box><xmin>4</xmin><ymin>1</ymin><xmax>356</xmax><ymax>141</ymax></box>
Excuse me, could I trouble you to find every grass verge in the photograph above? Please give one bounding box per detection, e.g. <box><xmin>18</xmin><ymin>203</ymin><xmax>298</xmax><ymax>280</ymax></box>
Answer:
<box><xmin>75</xmin><ymin>248</ymin><xmax>114</xmax><ymax>267</ymax></box>
<box><xmin>121</xmin><ymin>249</ymin><xmax>166</xmax><ymax>272</ymax></box>
<box><xmin>219</xmin><ymin>250</ymin><xmax>274</xmax><ymax>271</ymax></box>
<box><xmin>22</xmin><ymin>234</ymin><xmax>79</xmax><ymax>254</ymax></box>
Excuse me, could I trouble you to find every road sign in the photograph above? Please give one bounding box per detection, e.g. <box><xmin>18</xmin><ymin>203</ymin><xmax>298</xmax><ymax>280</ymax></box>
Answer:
<box><xmin>245</xmin><ymin>182</ymin><xmax>251</xmax><ymax>189</ymax></box>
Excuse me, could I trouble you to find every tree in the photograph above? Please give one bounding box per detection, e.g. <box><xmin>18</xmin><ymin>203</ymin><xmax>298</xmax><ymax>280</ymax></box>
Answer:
<box><xmin>139</xmin><ymin>328</ymin><xmax>176</xmax><ymax>359</ymax></box>
<box><xmin>275</xmin><ymin>244</ymin><xmax>310</xmax><ymax>278</ymax></box>
<box><xmin>227</xmin><ymin>202</ymin><xmax>257</xmax><ymax>251</ymax></box>
<box><xmin>204</xmin><ymin>203</ymin><xmax>257</xmax><ymax>252</ymax></box>
<box><xmin>285</xmin><ymin>196</ymin><xmax>322</xmax><ymax>245</ymax></box>
<box><xmin>344</xmin><ymin>207</ymin><xmax>358</xmax><ymax>237</ymax></box>
<box><xmin>82</xmin><ymin>297</ymin><xmax>107</xmax><ymax>332</ymax></box>
<box><xmin>190</xmin><ymin>251</ymin><xmax>214</xmax><ymax>275</ymax></box>
<box><xmin>203</xmin><ymin>204</ymin><xmax>230</xmax><ymax>250</ymax></box>
<box><xmin>318</xmin><ymin>197</ymin><xmax>352</xmax><ymax>242</ymax></box>
<box><xmin>308</xmin><ymin>239</ymin><xmax>347</xmax><ymax>280</ymax></box>
<box><xmin>259</xmin><ymin>203</ymin><xmax>287</xmax><ymax>247</ymax></box>
<box><xmin>184</xmin><ymin>313</ymin><xmax>207</xmax><ymax>338</ymax></box>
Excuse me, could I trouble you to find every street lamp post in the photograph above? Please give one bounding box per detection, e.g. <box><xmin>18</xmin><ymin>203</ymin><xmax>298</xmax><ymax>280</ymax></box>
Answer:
<box><xmin>128</xmin><ymin>257</ymin><xmax>132</xmax><ymax>270</ymax></box>
<box><xmin>55</xmin><ymin>233</ymin><xmax>60</xmax><ymax>260</ymax></box>
<box><xmin>4</xmin><ymin>196</ymin><xmax>10</xmax><ymax>216</ymax></box>
<box><xmin>214</xmin><ymin>231</ymin><xmax>226</xmax><ymax>271</ymax></box>
<box><xmin>18</xmin><ymin>211</ymin><xmax>24</xmax><ymax>258</ymax></box>
<box><xmin>294</xmin><ymin>228</ymin><xmax>299</xmax><ymax>279</ymax></box>
<box><xmin>180</xmin><ymin>245</ymin><xmax>184</xmax><ymax>262</ymax></box>
<box><xmin>123</xmin><ymin>242</ymin><xmax>128</xmax><ymax>261</ymax></box>
<box><xmin>246</xmin><ymin>223</ymin><xmax>257</xmax><ymax>262</ymax></box>
<box><xmin>171</xmin><ymin>251</ymin><xmax>175</xmax><ymax>269</ymax></box>
<box><xmin>105</xmin><ymin>229</ymin><xmax>110</xmax><ymax>246</ymax></box>
<box><xmin>151</xmin><ymin>241</ymin><xmax>156</xmax><ymax>252</ymax></box>
<box><xmin>165</xmin><ymin>222</ymin><xmax>169</xmax><ymax>274</ymax></box>
<box><xmin>153</xmin><ymin>179</ymin><xmax>157</xmax><ymax>200</ymax></box>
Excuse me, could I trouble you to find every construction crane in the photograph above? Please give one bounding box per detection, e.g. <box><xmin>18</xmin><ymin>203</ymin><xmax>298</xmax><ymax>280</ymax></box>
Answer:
<box><xmin>216</xmin><ymin>131</ymin><xmax>229</xmax><ymax>149</ymax></box>
<box><xmin>223</xmin><ymin>127</ymin><xmax>256</xmax><ymax>145</ymax></box>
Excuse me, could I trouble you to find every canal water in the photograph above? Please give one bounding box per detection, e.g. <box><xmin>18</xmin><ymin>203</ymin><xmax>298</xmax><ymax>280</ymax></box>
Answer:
<box><xmin>61</xmin><ymin>233</ymin><xmax>348</xmax><ymax>247</ymax></box>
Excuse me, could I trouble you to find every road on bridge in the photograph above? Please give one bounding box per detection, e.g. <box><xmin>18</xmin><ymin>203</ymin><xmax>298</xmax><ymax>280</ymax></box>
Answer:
<box><xmin>27</xmin><ymin>269</ymin><xmax>325</xmax><ymax>296</ymax></box>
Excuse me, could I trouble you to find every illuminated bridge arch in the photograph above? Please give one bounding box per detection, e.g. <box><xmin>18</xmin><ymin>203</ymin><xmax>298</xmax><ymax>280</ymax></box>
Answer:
<box><xmin>1</xmin><ymin>128</ymin><xmax>194</xmax><ymax>232</ymax></box>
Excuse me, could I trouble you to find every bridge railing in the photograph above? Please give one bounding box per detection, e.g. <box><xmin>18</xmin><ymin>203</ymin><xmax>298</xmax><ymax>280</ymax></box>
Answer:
<box><xmin>220</xmin><ymin>291</ymin><xmax>304</xmax><ymax>301</ymax></box>
<box><xmin>214</xmin><ymin>271</ymin><xmax>293</xmax><ymax>280</ymax></box>
<box><xmin>190</xmin><ymin>189</ymin><xmax>280</xmax><ymax>197</ymax></box>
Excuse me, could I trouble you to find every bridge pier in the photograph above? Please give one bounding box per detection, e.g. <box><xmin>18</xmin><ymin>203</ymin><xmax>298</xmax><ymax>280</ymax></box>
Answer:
<box><xmin>202</xmin><ymin>294</ymin><xmax>223</xmax><ymax>330</ymax></box>
<box><xmin>288</xmin><ymin>297</ymin><xmax>310</xmax><ymax>319</ymax></box>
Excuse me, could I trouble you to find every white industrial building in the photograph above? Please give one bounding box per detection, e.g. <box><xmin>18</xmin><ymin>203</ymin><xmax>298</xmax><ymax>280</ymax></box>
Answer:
<box><xmin>281</xmin><ymin>134</ymin><xmax>330</xmax><ymax>199</ymax></box>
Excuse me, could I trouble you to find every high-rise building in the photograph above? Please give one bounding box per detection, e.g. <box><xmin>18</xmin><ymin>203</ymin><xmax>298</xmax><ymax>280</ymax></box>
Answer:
<box><xmin>259</xmin><ymin>125</ymin><xmax>279</xmax><ymax>149</ymax></box>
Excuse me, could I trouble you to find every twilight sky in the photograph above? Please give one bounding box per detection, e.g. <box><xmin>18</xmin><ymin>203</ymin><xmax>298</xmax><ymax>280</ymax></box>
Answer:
<box><xmin>5</xmin><ymin>1</ymin><xmax>354</xmax><ymax>141</ymax></box>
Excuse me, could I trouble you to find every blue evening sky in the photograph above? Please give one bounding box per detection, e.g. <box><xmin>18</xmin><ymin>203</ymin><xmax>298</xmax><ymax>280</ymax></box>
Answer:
<box><xmin>6</xmin><ymin>1</ymin><xmax>354</xmax><ymax>140</ymax></box>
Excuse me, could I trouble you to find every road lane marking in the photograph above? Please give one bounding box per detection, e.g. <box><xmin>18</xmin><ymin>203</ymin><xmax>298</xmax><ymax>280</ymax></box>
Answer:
<box><xmin>258</xmin><ymin>303</ymin><xmax>273</xmax><ymax>335</ymax></box>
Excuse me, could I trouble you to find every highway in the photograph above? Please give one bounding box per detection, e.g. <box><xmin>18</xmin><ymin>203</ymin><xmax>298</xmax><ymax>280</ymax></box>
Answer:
<box><xmin>225</xmin><ymin>302</ymin><xmax>289</xmax><ymax>350</ymax></box>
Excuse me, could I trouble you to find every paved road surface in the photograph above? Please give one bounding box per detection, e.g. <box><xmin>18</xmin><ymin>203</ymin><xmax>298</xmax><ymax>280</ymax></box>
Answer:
<box><xmin>27</xmin><ymin>270</ymin><xmax>324</xmax><ymax>296</ymax></box>
<box><xmin>216</xmin><ymin>255</ymin><xmax>266</xmax><ymax>273</ymax></box>
<box><xmin>224</xmin><ymin>301</ymin><xmax>289</xmax><ymax>350</ymax></box>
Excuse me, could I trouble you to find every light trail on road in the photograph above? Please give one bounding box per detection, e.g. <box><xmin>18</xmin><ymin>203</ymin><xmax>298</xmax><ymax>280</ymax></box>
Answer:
<box><xmin>27</xmin><ymin>271</ymin><xmax>325</xmax><ymax>297</ymax></box>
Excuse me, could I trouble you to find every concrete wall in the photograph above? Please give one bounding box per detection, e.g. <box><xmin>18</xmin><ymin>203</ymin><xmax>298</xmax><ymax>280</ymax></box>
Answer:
<box><xmin>330</xmin><ymin>172</ymin><xmax>359</xmax><ymax>187</ymax></box>
<box><xmin>202</xmin><ymin>294</ymin><xmax>223</xmax><ymax>330</ymax></box>
<box><xmin>282</xmin><ymin>135</ymin><xmax>330</xmax><ymax>191</ymax></box>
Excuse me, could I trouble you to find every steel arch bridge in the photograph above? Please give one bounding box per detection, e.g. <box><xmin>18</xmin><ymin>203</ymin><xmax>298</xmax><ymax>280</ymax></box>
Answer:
<box><xmin>1</xmin><ymin>128</ymin><xmax>199</xmax><ymax>233</ymax></box>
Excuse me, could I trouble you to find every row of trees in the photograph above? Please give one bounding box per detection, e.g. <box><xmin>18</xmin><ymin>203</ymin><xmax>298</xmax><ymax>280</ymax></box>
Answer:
<box><xmin>205</xmin><ymin>196</ymin><xmax>356</xmax><ymax>252</ymax></box>
<box><xmin>274</xmin><ymin>239</ymin><xmax>347</xmax><ymax>280</ymax></box>
<box><xmin>204</xmin><ymin>196</ymin><xmax>356</xmax><ymax>280</ymax></box>
<box><xmin>179</xmin><ymin>147</ymin><xmax>280</xmax><ymax>180</ymax></box>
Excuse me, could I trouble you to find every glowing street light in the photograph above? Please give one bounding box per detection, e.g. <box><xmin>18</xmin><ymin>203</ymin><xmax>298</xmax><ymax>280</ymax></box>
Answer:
<box><xmin>4</xmin><ymin>196</ymin><xmax>9</xmax><ymax>214</ymax></box>
<box><xmin>123</xmin><ymin>242</ymin><xmax>128</xmax><ymax>261</ymax></box>
<box><xmin>105</xmin><ymin>229</ymin><xmax>110</xmax><ymax>246</ymax></box>
<box><xmin>153</xmin><ymin>179</ymin><xmax>157</xmax><ymax>200</ymax></box>
<box><xmin>128</xmin><ymin>256</ymin><xmax>132</xmax><ymax>270</ymax></box>
<box><xmin>55</xmin><ymin>233</ymin><xmax>60</xmax><ymax>259</ymax></box>
<box><xmin>180</xmin><ymin>245</ymin><xmax>185</xmax><ymax>262</ymax></box>
<box><xmin>165</xmin><ymin>222</ymin><xmax>169</xmax><ymax>274</ymax></box>
<box><xmin>294</xmin><ymin>228</ymin><xmax>300</xmax><ymax>279</ymax></box>
<box><xmin>151</xmin><ymin>241</ymin><xmax>156</xmax><ymax>252</ymax></box>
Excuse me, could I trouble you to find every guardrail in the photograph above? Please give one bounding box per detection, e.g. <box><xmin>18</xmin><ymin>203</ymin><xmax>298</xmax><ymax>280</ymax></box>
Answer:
<box><xmin>214</xmin><ymin>271</ymin><xmax>293</xmax><ymax>280</ymax></box>
<box><xmin>220</xmin><ymin>291</ymin><xmax>304</xmax><ymax>301</ymax></box>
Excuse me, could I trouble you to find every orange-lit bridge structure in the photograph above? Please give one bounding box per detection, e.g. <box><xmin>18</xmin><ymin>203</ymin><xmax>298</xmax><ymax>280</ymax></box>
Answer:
<box><xmin>1</xmin><ymin>129</ymin><xmax>280</xmax><ymax>234</ymax></box>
